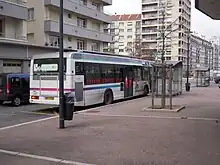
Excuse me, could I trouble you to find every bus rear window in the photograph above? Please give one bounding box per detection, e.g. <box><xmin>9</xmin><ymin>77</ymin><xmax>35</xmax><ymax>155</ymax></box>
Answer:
<box><xmin>33</xmin><ymin>58</ymin><xmax>66</xmax><ymax>74</ymax></box>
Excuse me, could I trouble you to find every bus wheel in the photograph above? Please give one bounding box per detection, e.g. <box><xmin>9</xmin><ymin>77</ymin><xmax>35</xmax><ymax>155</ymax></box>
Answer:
<box><xmin>13</xmin><ymin>96</ymin><xmax>21</xmax><ymax>107</ymax></box>
<box><xmin>104</xmin><ymin>90</ymin><xmax>113</xmax><ymax>105</ymax></box>
<box><xmin>144</xmin><ymin>85</ymin><xmax>149</xmax><ymax>96</ymax></box>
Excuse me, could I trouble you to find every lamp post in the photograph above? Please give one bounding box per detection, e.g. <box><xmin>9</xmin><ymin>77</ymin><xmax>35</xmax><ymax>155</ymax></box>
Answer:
<box><xmin>59</xmin><ymin>0</ymin><xmax>65</xmax><ymax>129</ymax></box>
<box><xmin>185</xmin><ymin>31</ymin><xmax>192</xmax><ymax>92</ymax></box>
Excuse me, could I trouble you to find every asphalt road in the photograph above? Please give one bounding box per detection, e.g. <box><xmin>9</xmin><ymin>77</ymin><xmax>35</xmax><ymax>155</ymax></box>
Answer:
<box><xmin>0</xmin><ymin>103</ymin><xmax>56</xmax><ymax>128</ymax></box>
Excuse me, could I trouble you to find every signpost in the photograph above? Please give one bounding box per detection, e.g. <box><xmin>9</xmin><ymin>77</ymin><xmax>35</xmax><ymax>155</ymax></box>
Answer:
<box><xmin>59</xmin><ymin>0</ymin><xmax>65</xmax><ymax>129</ymax></box>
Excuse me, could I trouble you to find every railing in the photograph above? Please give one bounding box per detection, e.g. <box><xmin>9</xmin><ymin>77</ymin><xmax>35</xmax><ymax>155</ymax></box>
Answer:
<box><xmin>7</xmin><ymin>0</ymin><xmax>27</xmax><ymax>6</ymax></box>
<box><xmin>142</xmin><ymin>0</ymin><xmax>158</xmax><ymax>3</ymax></box>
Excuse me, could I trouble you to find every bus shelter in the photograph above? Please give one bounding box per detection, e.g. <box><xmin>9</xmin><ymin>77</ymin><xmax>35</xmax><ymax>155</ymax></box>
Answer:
<box><xmin>195</xmin><ymin>67</ymin><xmax>210</xmax><ymax>87</ymax></box>
<box><xmin>153</xmin><ymin>61</ymin><xmax>183</xmax><ymax>97</ymax></box>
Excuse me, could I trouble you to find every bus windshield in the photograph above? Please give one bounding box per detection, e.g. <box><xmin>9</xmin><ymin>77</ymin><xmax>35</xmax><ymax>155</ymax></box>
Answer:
<box><xmin>33</xmin><ymin>58</ymin><xmax>66</xmax><ymax>74</ymax></box>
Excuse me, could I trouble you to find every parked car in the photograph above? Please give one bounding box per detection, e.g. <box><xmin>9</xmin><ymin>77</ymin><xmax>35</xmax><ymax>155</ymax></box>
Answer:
<box><xmin>0</xmin><ymin>73</ymin><xmax>30</xmax><ymax>106</ymax></box>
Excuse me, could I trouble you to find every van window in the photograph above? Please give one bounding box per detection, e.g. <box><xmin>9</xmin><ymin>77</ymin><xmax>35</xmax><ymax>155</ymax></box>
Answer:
<box><xmin>11</xmin><ymin>77</ymin><xmax>21</xmax><ymax>88</ymax></box>
<box><xmin>22</xmin><ymin>78</ymin><xmax>29</xmax><ymax>88</ymax></box>
<box><xmin>0</xmin><ymin>76</ymin><xmax>2</xmax><ymax>87</ymax></box>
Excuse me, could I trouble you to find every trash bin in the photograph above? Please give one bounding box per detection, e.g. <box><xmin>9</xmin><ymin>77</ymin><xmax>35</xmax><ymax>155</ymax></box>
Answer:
<box><xmin>64</xmin><ymin>93</ymin><xmax>74</xmax><ymax>120</ymax></box>
<box><xmin>185</xmin><ymin>82</ymin><xmax>190</xmax><ymax>91</ymax></box>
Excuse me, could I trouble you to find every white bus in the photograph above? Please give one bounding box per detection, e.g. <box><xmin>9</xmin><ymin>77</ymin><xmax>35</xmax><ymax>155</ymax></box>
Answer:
<box><xmin>29</xmin><ymin>50</ymin><xmax>153</xmax><ymax>106</ymax></box>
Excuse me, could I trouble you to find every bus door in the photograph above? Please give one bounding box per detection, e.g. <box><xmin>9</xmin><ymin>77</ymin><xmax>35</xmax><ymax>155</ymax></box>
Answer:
<box><xmin>123</xmin><ymin>66</ymin><xmax>133</xmax><ymax>98</ymax></box>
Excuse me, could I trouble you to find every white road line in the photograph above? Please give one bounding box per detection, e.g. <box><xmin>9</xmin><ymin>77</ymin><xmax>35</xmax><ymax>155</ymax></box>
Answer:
<box><xmin>19</xmin><ymin>111</ymin><xmax>56</xmax><ymax>116</ymax></box>
<box><xmin>81</xmin><ymin>113</ymin><xmax>220</xmax><ymax>122</ymax></box>
<box><xmin>0</xmin><ymin>149</ymin><xmax>95</xmax><ymax>165</ymax></box>
<box><xmin>0</xmin><ymin>116</ymin><xmax>58</xmax><ymax>131</ymax></box>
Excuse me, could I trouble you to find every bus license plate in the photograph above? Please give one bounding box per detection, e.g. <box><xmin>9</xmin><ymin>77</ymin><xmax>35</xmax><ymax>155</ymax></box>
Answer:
<box><xmin>45</xmin><ymin>97</ymin><xmax>54</xmax><ymax>100</ymax></box>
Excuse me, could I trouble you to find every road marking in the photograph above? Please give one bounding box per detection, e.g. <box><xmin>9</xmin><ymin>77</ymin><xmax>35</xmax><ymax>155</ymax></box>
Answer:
<box><xmin>81</xmin><ymin>113</ymin><xmax>220</xmax><ymax>122</ymax></box>
<box><xmin>19</xmin><ymin>111</ymin><xmax>57</xmax><ymax>116</ymax></box>
<box><xmin>0</xmin><ymin>116</ymin><xmax>58</xmax><ymax>131</ymax></box>
<box><xmin>0</xmin><ymin>149</ymin><xmax>95</xmax><ymax>165</ymax></box>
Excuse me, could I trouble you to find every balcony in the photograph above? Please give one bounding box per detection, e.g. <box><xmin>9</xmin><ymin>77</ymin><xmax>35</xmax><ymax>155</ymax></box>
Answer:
<box><xmin>44</xmin><ymin>20</ymin><xmax>112</xmax><ymax>43</ymax></box>
<box><xmin>44</xmin><ymin>0</ymin><xmax>112</xmax><ymax>23</ymax></box>
<box><xmin>142</xmin><ymin>0</ymin><xmax>158</xmax><ymax>5</ymax></box>
<box><xmin>101</xmin><ymin>0</ymin><xmax>112</xmax><ymax>5</ymax></box>
<box><xmin>0</xmin><ymin>0</ymin><xmax>27</xmax><ymax>20</ymax></box>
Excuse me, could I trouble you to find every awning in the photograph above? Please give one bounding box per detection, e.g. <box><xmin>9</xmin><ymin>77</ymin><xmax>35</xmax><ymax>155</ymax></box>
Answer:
<box><xmin>195</xmin><ymin>0</ymin><xmax>220</xmax><ymax>20</ymax></box>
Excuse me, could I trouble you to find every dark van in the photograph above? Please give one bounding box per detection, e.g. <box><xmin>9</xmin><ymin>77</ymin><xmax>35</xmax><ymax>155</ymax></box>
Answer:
<box><xmin>0</xmin><ymin>73</ymin><xmax>30</xmax><ymax>106</ymax></box>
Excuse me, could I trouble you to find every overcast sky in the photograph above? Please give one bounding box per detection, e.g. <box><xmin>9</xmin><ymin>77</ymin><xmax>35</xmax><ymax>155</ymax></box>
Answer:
<box><xmin>104</xmin><ymin>0</ymin><xmax>220</xmax><ymax>41</ymax></box>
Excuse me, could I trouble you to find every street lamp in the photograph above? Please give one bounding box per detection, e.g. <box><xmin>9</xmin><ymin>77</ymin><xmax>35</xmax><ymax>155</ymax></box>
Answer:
<box><xmin>59</xmin><ymin>0</ymin><xmax>65</xmax><ymax>129</ymax></box>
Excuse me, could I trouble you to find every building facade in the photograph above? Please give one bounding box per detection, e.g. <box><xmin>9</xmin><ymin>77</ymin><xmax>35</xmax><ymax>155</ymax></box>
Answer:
<box><xmin>190</xmin><ymin>34</ymin><xmax>213</xmax><ymax>72</ymax></box>
<box><xmin>0</xmin><ymin>0</ymin><xmax>113</xmax><ymax>73</ymax></box>
<box><xmin>104</xmin><ymin>14</ymin><xmax>141</xmax><ymax>56</ymax></box>
<box><xmin>27</xmin><ymin>0</ymin><xmax>112</xmax><ymax>52</ymax></box>
<box><xmin>141</xmin><ymin>0</ymin><xmax>191</xmax><ymax>64</ymax></box>
<box><xmin>0</xmin><ymin>0</ymin><xmax>28</xmax><ymax>73</ymax></box>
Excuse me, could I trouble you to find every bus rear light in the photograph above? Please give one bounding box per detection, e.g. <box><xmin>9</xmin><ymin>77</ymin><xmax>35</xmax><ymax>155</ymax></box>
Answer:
<box><xmin>6</xmin><ymin>83</ymin><xmax>10</xmax><ymax>94</ymax></box>
<box><xmin>31</xmin><ymin>96</ymin><xmax>39</xmax><ymax>100</ymax></box>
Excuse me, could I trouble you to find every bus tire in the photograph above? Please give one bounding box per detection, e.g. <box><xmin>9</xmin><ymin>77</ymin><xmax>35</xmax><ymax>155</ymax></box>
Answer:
<box><xmin>104</xmin><ymin>89</ymin><xmax>113</xmax><ymax>105</ymax></box>
<box><xmin>12</xmin><ymin>96</ymin><xmax>22</xmax><ymax>107</ymax></box>
<box><xmin>143</xmin><ymin>85</ymin><xmax>149</xmax><ymax>96</ymax></box>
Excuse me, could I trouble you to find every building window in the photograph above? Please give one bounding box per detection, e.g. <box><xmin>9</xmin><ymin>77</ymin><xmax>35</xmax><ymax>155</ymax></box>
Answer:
<box><xmin>127</xmin><ymin>35</ymin><xmax>132</xmax><ymax>39</ymax></box>
<box><xmin>77</xmin><ymin>17</ymin><xmax>87</xmax><ymax>28</ymax></box>
<box><xmin>92</xmin><ymin>1</ymin><xmax>101</xmax><ymax>11</ymax></box>
<box><xmin>77</xmin><ymin>39</ymin><xmax>86</xmax><ymax>50</ymax></box>
<box><xmin>119</xmin><ymin>22</ymin><xmax>124</xmax><ymax>26</ymax></box>
<box><xmin>49</xmin><ymin>35</ymin><xmax>60</xmax><ymax>47</ymax></box>
<box><xmin>28</xmin><ymin>8</ymin><xmax>34</xmax><ymax>20</ymax></box>
<box><xmin>127</xmin><ymin>22</ymin><xmax>133</xmax><ymax>26</ymax></box>
<box><xmin>0</xmin><ymin>19</ymin><xmax>3</xmax><ymax>37</ymax></box>
<box><xmin>79</xmin><ymin>0</ymin><xmax>87</xmax><ymax>5</ymax></box>
<box><xmin>127</xmin><ymin>42</ymin><xmax>132</xmax><ymax>47</ymax></box>
<box><xmin>91</xmin><ymin>42</ymin><xmax>100</xmax><ymax>51</ymax></box>
<box><xmin>127</xmin><ymin>29</ymin><xmax>132</xmax><ymax>32</ymax></box>
<box><xmin>119</xmin><ymin>29</ymin><xmax>124</xmax><ymax>32</ymax></box>
<box><xmin>119</xmin><ymin>49</ymin><xmax>124</xmax><ymax>52</ymax></box>
<box><xmin>119</xmin><ymin>36</ymin><xmax>124</xmax><ymax>40</ymax></box>
<box><xmin>68</xmin><ymin>13</ymin><xmax>72</xmax><ymax>19</ymax></box>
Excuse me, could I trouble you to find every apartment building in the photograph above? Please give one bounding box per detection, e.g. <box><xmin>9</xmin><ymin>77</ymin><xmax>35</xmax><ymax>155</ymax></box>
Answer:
<box><xmin>0</xmin><ymin>0</ymin><xmax>28</xmax><ymax>73</ymax></box>
<box><xmin>190</xmin><ymin>34</ymin><xmax>213</xmax><ymax>72</ymax></box>
<box><xmin>105</xmin><ymin>14</ymin><xmax>141</xmax><ymax>56</ymax></box>
<box><xmin>27</xmin><ymin>0</ymin><xmax>112</xmax><ymax>52</ymax></box>
<box><xmin>141</xmin><ymin>0</ymin><xmax>191</xmax><ymax>64</ymax></box>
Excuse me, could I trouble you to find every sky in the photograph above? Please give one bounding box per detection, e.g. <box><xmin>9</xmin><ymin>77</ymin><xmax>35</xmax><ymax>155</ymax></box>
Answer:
<box><xmin>104</xmin><ymin>0</ymin><xmax>220</xmax><ymax>41</ymax></box>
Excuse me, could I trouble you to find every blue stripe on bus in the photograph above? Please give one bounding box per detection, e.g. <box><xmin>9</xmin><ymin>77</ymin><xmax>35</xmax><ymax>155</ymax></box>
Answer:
<box><xmin>84</xmin><ymin>84</ymin><xmax>121</xmax><ymax>91</ymax></box>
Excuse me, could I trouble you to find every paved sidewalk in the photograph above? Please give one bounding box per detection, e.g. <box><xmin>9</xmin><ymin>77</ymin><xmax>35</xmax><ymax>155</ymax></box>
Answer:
<box><xmin>0</xmin><ymin>85</ymin><xmax>220</xmax><ymax>165</ymax></box>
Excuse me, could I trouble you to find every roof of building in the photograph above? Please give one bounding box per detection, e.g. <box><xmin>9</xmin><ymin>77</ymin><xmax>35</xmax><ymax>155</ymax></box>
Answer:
<box><xmin>112</xmin><ymin>14</ymin><xmax>141</xmax><ymax>21</ymax></box>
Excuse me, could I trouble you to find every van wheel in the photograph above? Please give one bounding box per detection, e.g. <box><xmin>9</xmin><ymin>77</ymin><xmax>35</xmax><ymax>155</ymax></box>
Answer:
<box><xmin>0</xmin><ymin>101</ymin><xmax>3</xmax><ymax>105</ymax></box>
<box><xmin>104</xmin><ymin>90</ymin><xmax>113</xmax><ymax>105</ymax></box>
<box><xmin>144</xmin><ymin>85</ymin><xmax>149</xmax><ymax>96</ymax></box>
<box><xmin>13</xmin><ymin>96</ymin><xmax>21</xmax><ymax>107</ymax></box>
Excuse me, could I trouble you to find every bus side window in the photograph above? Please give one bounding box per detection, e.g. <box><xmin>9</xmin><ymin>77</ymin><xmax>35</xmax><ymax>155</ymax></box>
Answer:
<box><xmin>84</xmin><ymin>63</ymin><xmax>101</xmax><ymax>85</ymax></box>
<box><xmin>115</xmin><ymin>65</ymin><xmax>123</xmax><ymax>83</ymax></box>
<box><xmin>75</xmin><ymin>62</ymin><xmax>84</xmax><ymax>75</ymax></box>
<box><xmin>101</xmin><ymin>64</ymin><xmax>115</xmax><ymax>84</ymax></box>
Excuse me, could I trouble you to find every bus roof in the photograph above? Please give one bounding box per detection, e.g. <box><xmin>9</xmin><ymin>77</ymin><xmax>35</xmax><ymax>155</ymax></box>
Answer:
<box><xmin>31</xmin><ymin>51</ymin><xmax>154</xmax><ymax>67</ymax></box>
<box><xmin>7</xmin><ymin>73</ymin><xmax>29</xmax><ymax>78</ymax></box>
